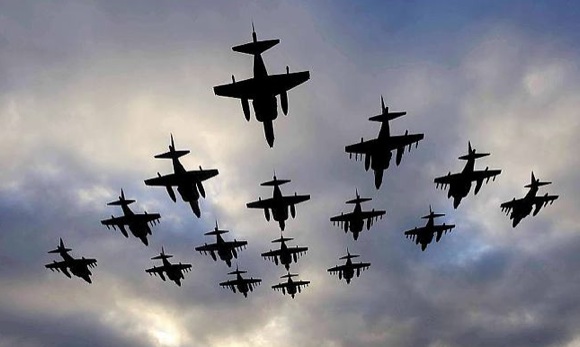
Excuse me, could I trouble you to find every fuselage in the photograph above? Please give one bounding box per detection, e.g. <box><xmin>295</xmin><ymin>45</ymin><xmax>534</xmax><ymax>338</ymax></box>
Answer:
<box><xmin>120</xmin><ymin>204</ymin><xmax>152</xmax><ymax>241</ymax></box>
<box><xmin>216</xmin><ymin>236</ymin><xmax>234</xmax><ymax>265</ymax></box>
<box><xmin>342</xmin><ymin>259</ymin><xmax>355</xmax><ymax>283</ymax></box>
<box><xmin>418</xmin><ymin>218</ymin><xmax>435</xmax><ymax>250</ymax></box>
<box><xmin>448</xmin><ymin>158</ymin><xmax>476</xmax><ymax>207</ymax></box>
<box><xmin>162</xmin><ymin>258</ymin><xmax>185</xmax><ymax>286</ymax></box>
<box><xmin>235</xmin><ymin>274</ymin><xmax>250</xmax><ymax>297</ymax></box>
<box><xmin>348</xmin><ymin>203</ymin><xmax>365</xmax><ymax>233</ymax></box>
<box><xmin>509</xmin><ymin>187</ymin><xmax>538</xmax><ymax>226</ymax></box>
<box><xmin>59</xmin><ymin>252</ymin><xmax>92</xmax><ymax>283</ymax></box>
<box><xmin>270</xmin><ymin>186</ymin><xmax>289</xmax><ymax>225</ymax></box>
<box><xmin>172</xmin><ymin>158</ymin><xmax>200</xmax><ymax>203</ymax></box>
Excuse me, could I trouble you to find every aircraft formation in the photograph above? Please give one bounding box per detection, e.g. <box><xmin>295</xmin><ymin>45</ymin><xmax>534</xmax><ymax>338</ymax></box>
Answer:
<box><xmin>45</xmin><ymin>26</ymin><xmax>558</xmax><ymax>297</ymax></box>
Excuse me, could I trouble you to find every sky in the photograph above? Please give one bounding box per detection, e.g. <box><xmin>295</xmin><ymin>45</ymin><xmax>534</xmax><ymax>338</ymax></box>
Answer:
<box><xmin>0</xmin><ymin>1</ymin><xmax>579</xmax><ymax>346</ymax></box>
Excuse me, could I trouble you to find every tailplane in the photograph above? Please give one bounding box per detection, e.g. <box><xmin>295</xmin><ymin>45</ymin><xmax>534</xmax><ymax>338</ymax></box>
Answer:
<box><xmin>233</xmin><ymin>24</ymin><xmax>279</xmax><ymax>55</ymax></box>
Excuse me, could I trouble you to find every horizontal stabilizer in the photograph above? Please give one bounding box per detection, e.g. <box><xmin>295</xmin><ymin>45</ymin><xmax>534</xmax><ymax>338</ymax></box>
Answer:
<box><xmin>339</xmin><ymin>253</ymin><xmax>360</xmax><ymax>260</ymax></box>
<box><xmin>233</xmin><ymin>39</ymin><xmax>279</xmax><ymax>55</ymax></box>
<box><xmin>346</xmin><ymin>197</ymin><xmax>372</xmax><ymax>204</ymax></box>
<box><xmin>369</xmin><ymin>111</ymin><xmax>406</xmax><ymax>122</ymax></box>
<box><xmin>458</xmin><ymin>152</ymin><xmax>489</xmax><ymax>160</ymax></box>
<box><xmin>281</xmin><ymin>273</ymin><xmax>298</xmax><ymax>279</ymax></box>
<box><xmin>261</xmin><ymin>176</ymin><xmax>290</xmax><ymax>187</ymax></box>
<box><xmin>228</xmin><ymin>268</ymin><xmax>247</xmax><ymax>275</ymax></box>
<box><xmin>272</xmin><ymin>236</ymin><xmax>293</xmax><ymax>243</ymax></box>
<box><xmin>205</xmin><ymin>229</ymin><xmax>229</xmax><ymax>236</ymax></box>
<box><xmin>154</xmin><ymin>150</ymin><xmax>190</xmax><ymax>159</ymax></box>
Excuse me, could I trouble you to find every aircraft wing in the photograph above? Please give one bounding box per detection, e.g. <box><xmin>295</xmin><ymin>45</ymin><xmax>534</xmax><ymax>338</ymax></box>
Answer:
<box><xmin>72</xmin><ymin>257</ymin><xmax>97</xmax><ymax>268</ymax></box>
<box><xmin>532</xmin><ymin>194</ymin><xmax>558</xmax><ymax>214</ymax></box>
<box><xmin>219</xmin><ymin>279</ymin><xmax>239</xmax><ymax>291</ymax></box>
<box><xmin>351</xmin><ymin>262</ymin><xmax>371</xmax><ymax>271</ymax></box>
<box><xmin>327</xmin><ymin>264</ymin><xmax>346</xmax><ymax>274</ymax></box>
<box><xmin>101</xmin><ymin>213</ymin><xmax>160</xmax><ymax>227</ymax></box>
<box><xmin>330</xmin><ymin>212</ymin><xmax>355</xmax><ymax>222</ymax></box>
<box><xmin>246</xmin><ymin>197</ymin><xmax>276</xmax><ymax>209</ymax></box>
<box><xmin>45</xmin><ymin>260</ymin><xmax>69</xmax><ymax>271</ymax></box>
<box><xmin>432</xmin><ymin>224</ymin><xmax>455</xmax><ymax>234</ymax></box>
<box><xmin>359</xmin><ymin>210</ymin><xmax>386</xmax><ymax>220</ymax></box>
<box><xmin>213</xmin><ymin>71</ymin><xmax>310</xmax><ymax>100</ymax></box>
<box><xmin>345</xmin><ymin>138</ymin><xmax>378</xmax><ymax>155</ymax></box>
<box><xmin>385</xmin><ymin>133</ymin><xmax>424</xmax><ymax>149</ymax></box>
<box><xmin>403</xmin><ymin>226</ymin><xmax>427</xmax><ymax>237</ymax></box>
<box><xmin>288</xmin><ymin>246</ymin><xmax>308</xmax><ymax>256</ymax></box>
<box><xmin>145</xmin><ymin>169</ymin><xmax>219</xmax><ymax>187</ymax></box>
<box><xmin>170</xmin><ymin>263</ymin><xmax>192</xmax><ymax>272</ymax></box>
<box><xmin>469</xmin><ymin>169</ymin><xmax>502</xmax><ymax>183</ymax></box>
<box><xmin>280</xmin><ymin>194</ymin><xmax>310</xmax><ymax>206</ymax></box>
<box><xmin>294</xmin><ymin>280</ymin><xmax>310</xmax><ymax>289</ymax></box>
<box><xmin>500</xmin><ymin>198</ymin><xmax>525</xmax><ymax>215</ymax></box>
<box><xmin>434</xmin><ymin>173</ymin><xmax>463</xmax><ymax>188</ymax></box>
<box><xmin>224</xmin><ymin>240</ymin><xmax>248</xmax><ymax>250</ymax></box>
<box><xmin>195</xmin><ymin>242</ymin><xmax>220</xmax><ymax>253</ymax></box>
<box><xmin>271</xmin><ymin>282</ymin><xmax>288</xmax><ymax>290</ymax></box>
<box><xmin>145</xmin><ymin>265</ymin><xmax>166</xmax><ymax>275</ymax></box>
<box><xmin>261</xmin><ymin>249</ymin><xmax>282</xmax><ymax>258</ymax></box>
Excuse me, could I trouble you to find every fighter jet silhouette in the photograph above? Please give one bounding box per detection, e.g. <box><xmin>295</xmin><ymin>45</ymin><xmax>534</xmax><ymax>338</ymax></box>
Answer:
<box><xmin>345</xmin><ymin>96</ymin><xmax>423</xmax><ymax>189</ymax></box>
<box><xmin>145</xmin><ymin>247</ymin><xmax>192</xmax><ymax>286</ymax></box>
<box><xmin>144</xmin><ymin>134</ymin><xmax>218</xmax><ymax>217</ymax></box>
<box><xmin>219</xmin><ymin>265</ymin><xmax>262</xmax><ymax>298</ymax></box>
<box><xmin>434</xmin><ymin>142</ymin><xmax>501</xmax><ymax>208</ymax></box>
<box><xmin>327</xmin><ymin>249</ymin><xmax>371</xmax><ymax>284</ymax></box>
<box><xmin>246</xmin><ymin>174</ymin><xmax>310</xmax><ymax>231</ymax></box>
<box><xmin>271</xmin><ymin>272</ymin><xmax>310</xmax><ymax>299</ymax></box>
<box><xmin>101</xmin><ymin>189</ymin><xmax>160</xmax><ymax>246</ymax></box>
<box><xmin>195</xmin><ymin>221</ymin><xmax>247</xmax><ymax>267</ymax></box>
<box><xmin>261</xmin><ymin>234</ymin><xmax>308</xmax><ymax>270</ymax></box>
<box><xmin>330</xmin><ymin>189</ymin><xmax>385</xmax><ymax>240</ymax></box>
<box><xmin>45</xmin><ymin>239</ymin><xmax>97</xmax><ymax>283</ymax></box>
<box><xmin>500</xmin><ymin>172</ymin><xmax>558</xmax><ymax>227</ymax></box>
<box><xmin>213</xmin><ymin>24</ymin><xmax>310</xmax><ymax>147</ymax></box>
<box><xmin>403</xmin><ymin>206</ymin><xmax>455</xmax><ymax>251</ymax></box>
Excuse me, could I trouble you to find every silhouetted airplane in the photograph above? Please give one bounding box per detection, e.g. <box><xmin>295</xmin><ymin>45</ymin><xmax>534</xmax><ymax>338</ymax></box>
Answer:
<box><xmin>500</xmin><ymin>172</ymin><xmax>558</xmax><ymax>227</ymax></box>
<box><xmin>45</xmin><ymin>238</ymin><xmax>97</xmax><ymax>283</ymax></box>
<box><xmin>404</xmin><ymin>206</ymin><xmax>455</xmax><ymax>251</ymax></box>
<box><xmin>272</xmin><ymin>272</ymin><xmax>310</xmax><ymax>298</ymax></box>
<box><xmin>434</xmin><ymin>142</ymin><xmax>501</xmax><ymax>208</ymax></box>
<box><xmin>144</xmin><ymin>134</ymin><xmax>218</xmax><ymax>217</ymax></box>
<box><xmin>261</xmin><ymin>234</ymin><xmax>308</xmax><ymax>270</ymax></box>
<box><xmin>346</xmin><ymin>97</ymin><xmax>424</xmax><ymax>189</ymax></box>
<box><xmin>219</xmin><ymin>266</ymin><xmax>262</xmax><ymax>297</ymax></box>
<box><xmin>195</xmin><ymin>221</ymin><xmax>247</xmax><ymax>267</ymax></box>
<box><xmin>145</xmin><ymin>247</ymin><xmax>192</xmax><ymax>286</ymax></box>
<box><xmin>330</xmin><ymin>189</ymin><xmax>386</xmax><ymax>240</ymax></box>
<box><xmin>100</xmin><ymin>189</ymin><xmax>161</xmax><ymax>246</ymax></box>
<box><xmin>246</xmin><ymin>174</ymin><xmax>310</xmax><ymax>230</ymax></box>
<box><xmin>327</xmin><ymin>249</ymin><xmax>370</xmax><ymax>284</ymax></box>
<box><xmin>213</xmin><ymin>25</ymin><xmax>310</xmax><ymax>147</ymax></box>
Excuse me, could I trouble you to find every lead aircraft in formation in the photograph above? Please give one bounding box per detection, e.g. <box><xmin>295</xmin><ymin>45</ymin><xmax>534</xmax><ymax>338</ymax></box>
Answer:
<box><xmin>404</xmin><ymin>207</ymin><xmax>455</xmax><ymax>251</ymax></box>
<box><xmin>219</xmin><ymin>266</ymin><xmax>262</xmax><ymax>297</ymax></box>
<box><xmin>261</xmin><ymin>234</ymin><xmax>308</xmax><ymax>270</ymax></box>
<box><xmin>327</xmin><ymin>249</ymin><xmax>371</xmax><ymax>284</ymax></box>
<box><xmin>145</xmin><ymin>247</ymin><xmax>192</xmax><ymax>286</ymax></box>
<box><xmin>330</xmin><ymin>189</ymin><xmax>386</xmax><ymax>240</ymax></box>
<box><xmin>195</xmin><ymin>221</ymin><xmax>247</xmax><ymax>267</ymax></box>
<box><xmin>272</xmin><ymin>272</ymin><xmax>310</xmax><ymax>298</ymax></box>
<box><xmin>346</xmin><ymin>97</ymin><xmax>424</xmax><ymax>189</ymax></box>
<box><xmin>500</xmin><ymin>172</ymin><xmax>558</xmax><ymax>227</ymax></box>
<box><xmin>434</xmin><ymin>142</ymin><xmax>501</xmax><ymax>208</ymax></box>
<box><xmin>213</xmin><ymin>25</ymin><xmax>310</xmax><ymax>147</ymax></box>
<box><xmin>246</xmin><ymin>175</ymin><xmax>310</xmax><ymax>231</ymax></box>
<box><xmin>145</xmin><ymin>135</ymin><xmax>219</xmax><ymax>218</ymax></box>
<box><xmin>45</xmin><ymin>239</ymin><xmax>97</xmax><ymax>283</ymax></box>
<box><xmin>100</xmin><ymin>189</ymin><xmax>161</xmax><ymax>246</ymax></box>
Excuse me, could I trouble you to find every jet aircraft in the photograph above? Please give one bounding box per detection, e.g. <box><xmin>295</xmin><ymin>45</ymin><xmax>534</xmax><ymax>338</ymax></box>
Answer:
<box><xmin>261</xmin><ymin>234</ymin><xmax>308</xmax><ymax>270</ymax></box>
<box><xmin>330</xmin><ymin>189</ymin><xmax>386</xmax><ymax>240</ymax></box>
<box><xmin>246</xmin><ymin>174</ymin><xmax>310</xmax><ymax>231</ymax></box>
<box><xmin>219</xmin><ymin>266</ymin><xmax>262</xmax><ymax>298</ymax></box>
<box><xmin>434</xmin><ymin>142</ymin><xmax>501</xmax><ymax>208</ymax></box>
<box><xmin>144</xmin><ymin>134</ymin><xmax>218</xmax><ymax>217</ymax></box>
<box><xmin>500</xmin><ymin>172</ymin><xmax>558</xmax><ymax>227</ymax></box>
<box><xmin>195</xmin><ymin>221</ymin><xmax>247</xmax><ymax>267</ymax></box>
<box><xmin>345</xmin><ymin>97</ymin><xmax>424</xmax><ymax>189</ymax></box>
<box><xmin>272</xmin><ymin>272</ymin><xmax>310</xmax><ymax>299</ymax></box>
<box><xmin>403</xmin><ymin>206</ymin><xmax>455</xmax><ymax>251</ymax></box>
<box><xmin>327</xmin><ymin>249</ymin><xmax>371</xmax><ymax>284</ymax></box>
<box><xmin>45</xmin><ymin>238</ymin><xmax>97</xmax><ymax>283</ymax></box>
<box><xmin>145</xmin><ymin>247</ymin><xmax>192</xmax><ymax>286</ymax></box>
<box><xmin>100</xmin><ymin>189</ymin><xmax>161</xmax><ymax>246</ymax></box>
<box><xmin>213</xmin><ymin>25</ymin><xmax>310</xmax><ymax>147</ymax></box>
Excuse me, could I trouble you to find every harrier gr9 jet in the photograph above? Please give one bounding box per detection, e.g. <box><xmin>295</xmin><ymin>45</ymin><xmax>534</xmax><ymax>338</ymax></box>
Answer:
<box><xmin>213</xmin><ymin>25</ymin><xmax>310</xmax><ymax>147</ymax></box>
<box><xmin>500</xmin><ymin>172</ymin><xmax>558</xmax><ymax>227</ymax></box>
<box><xmin>327</xmin><ymin>249</ymin><xmax>370</xmax><ymax>284</ymax></box>
<box><xmin>272</xmin><ymin>272</ymin><xmax>310</xmax><ymax>299</ymax></box>
<box><xmin>404</xmin><ymin>206</ymin><xmax>455</xmax><ymax>251</ymax></box>
<box><xmin>146</xmin><ymin>247</ymin><xmax>192</xmax><ymax>286</ymax></box>
<box><xmin>330</xmin><ymin>189</ymin><xmax>386</xmax><ymax>240</ymax></box>
<box><xmin>246</xmin><ymin>174</ymin><xmax>310</xmax><ymax>231</ymax></box>
<box><xmin>45</xmin><ymin>238</ymin><xmax>97</xmax><ymax>283</ymax></box>
<box><xmin>219</xmin><ymin>266</ymin><xmax>262</xmax><ymax>298</ymax></box>
<box><xmin>434</xmin><ymin>142</ymin><xmax>501</xmax><ymax>208</ymax></box>
<box><xmin>145</xmin><ymin>134</ymin><xmax>218</xmax><ymax>217</ymax></box>
<box><xmin>195</xmin><ymin>221</ymin><xmax>247</xmax><ymax>267</ymax></box>
<box><xmin>346</xmin><ymin>97</ymin><xmax>424</xmax><ymax>189</ymax></box>
<box><xmin>261</xmin><ymin>234</ymin><xmax>308</xmax><ymax>270</ymax></box>
<box><xmin>101</xmin><ymin>189</ymin><xmax>160</xmax><ymax>246</ymax></box>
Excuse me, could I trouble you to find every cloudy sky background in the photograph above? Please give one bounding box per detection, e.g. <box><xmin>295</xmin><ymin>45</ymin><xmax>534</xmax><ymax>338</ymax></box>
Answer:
<box><xmin>0</xmin><ymin>1</ymin><xmax>579</xmax><ymax>346</ymax></box>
